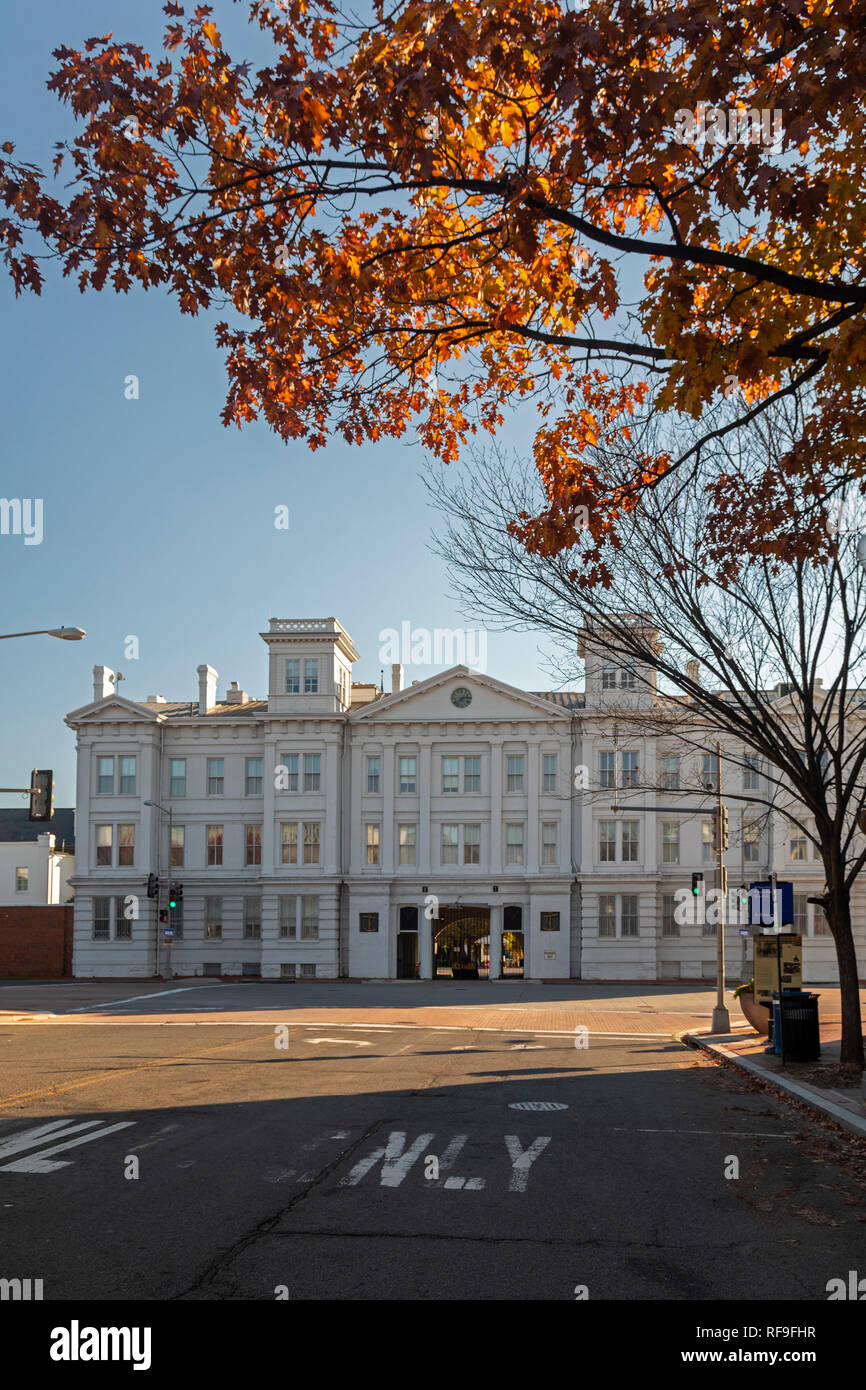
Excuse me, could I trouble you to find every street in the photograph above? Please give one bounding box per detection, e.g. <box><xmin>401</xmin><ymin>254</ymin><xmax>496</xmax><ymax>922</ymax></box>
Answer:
<box><xmin>1</xmin><ymin>981</ymin><xmax>863</xmax><ymax>1302</ymax></box>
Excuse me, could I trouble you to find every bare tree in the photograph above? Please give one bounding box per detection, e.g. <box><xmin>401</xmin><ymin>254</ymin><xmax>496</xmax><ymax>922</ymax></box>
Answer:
<box><xmin>427</xmin><ymin>405</ymin><xmax>866</xmax><ymax>1069</ymax></box>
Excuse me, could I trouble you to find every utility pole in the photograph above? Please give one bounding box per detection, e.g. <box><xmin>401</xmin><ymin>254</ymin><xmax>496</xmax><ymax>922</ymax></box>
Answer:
<box><xmin>712</xmin><ymin>740</ymin><xmax>731</xmax><ymax>1033</ymax></box>
<box><xmin>145</xmin><ymin>799</ymin><xmax>173</xmax><ymax>980</ymax></box>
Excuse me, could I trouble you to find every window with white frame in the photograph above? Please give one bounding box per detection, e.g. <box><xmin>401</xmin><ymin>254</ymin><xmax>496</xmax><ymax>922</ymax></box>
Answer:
<box><xmin>206</xmin><ymin>896</ymin><xmax>223</xmax><ymax>938</ymax></box>
<box><xmin>599</xmin><ymin>751</ymin><xmax>615</xmax><ymax>789</ymax></box>
<box><xmin>281</xmin><ymin>822</ymin><xmax>298</xmax><ymax>864</ymax></box>
<box><xmin>621</xmin><ymin>895</ymin><xmax>639</xmax><ymax>936</ymax></box>
<box><xmin>366</xmin><ymin>756</ymin><xmax>380</xmax><ymax>793</ymax></box>
<box><xmin>598</xmin><ymin>893</ymin><xmax>616</xmax><ymax>935</ymax></box>
<box><xmin>619</xmin><ymin>665</ymin><xmax>637</xmax><ymax>690</ymax></box>
<box><xmin>119</xmin><ymin>756</ymin><xmax>136</xmax><ymax>795</ymax></box>
<box><xmin>304</xmin><ymin>659</ymin><xmax>318</xmax><ymax>694</ymax></box>
<box><xmin>15</xmin><ymin>866</ymin><xmax>28</xmax><ymax>892</ymax></box>
<box><xmin>701</xmin><ymin>752</ymin><xmax>719</xmax><ymax>792</ymax></box>
<box><xmin>399</xmin><ymin>757</ymin><xmax>416</xmax><ymax>793</ymax></box>
<box><xmin>541</xmin><ymin>821</ymin><xmax>558</xmax><ymax>865</ymax></box>
<box><xmin>662</xmin><ymin>822</ymin><xmax>679</xmax><ymax>864</ymax></box>
<box><xmin>245</xmin><ymin>824</ymin><xmax>261</xmax><ymax>865</ymax></box>
<box><xmin>601</xmin><ymin>660</ymin><xmax>617</xmax><ymax>690</ymax></box>
<box><xmin>662</xmin><ymin>892</ymin><xmax>679</xmax><ymax>936</ymax></box>
<box><xmin>365</xmin><ymin>823</ymin><xmax>380</xmax><ymax>866</ymax></box>
<box><xmin>93</xmin><ymin>896</ymin><xmax>111</xmax><ymax>940</ymax></box>
<box><xmin>463</xmin><ymin>823</ymin><xmax>481</xmax><ymax>864</ymax></box>
<box><xmin>301</xmin><ymin>895</ymin><xmax>319</xmax><ymax>938</ymax></box>
<box><xmin>97</xmin><ymin>757</ymin><xmax>114</xmax><ymax>794</ymax></box>
<box><xmin>96</xmin><ymin>824</ymin><xmax>112</xmax><ymax>866</ymax></box>
<box><xmin>280</xmin><ymin>754</ymin><xmax>299</xmax><ymax>792</ymax></box>
<box><xmin>279</xmin><ymin>896</ymin><xmax>297</xmax><ymax>939</ymax></box>
<box><xmin>505</xmin><ymin>823</ymin><xmax>524</xmax><ymax>865</ymax></box>
<box><xmin>398</xmin><ymin>824</ymin><xmax>416</xmax><ymax>865</ymax></box>
<box><xmin>169</xmin><ymin>758</ymin><xmax>186</xmax><ymax>797</ymax></box>
<box><xmin>621</xmin><ymin>820</ymin><xmax>639</xmax><ymax>862</ymax></box>
<box><xmin>599</xmin><ymin>820</ymin><xmax>616</xmax><ymax>862</ymax></box>
<box><xmin>660</xmin><ymin>755</ymin><xmax>680</xmax><ymax>790</ymax></box>
<box><xmin>743</xmin><ymin>821</ymin><xmax>760</xmax><ymax>864</ymax></box>
<box><xmin>245</xmin><ymin>758</ymin><xmax>263</xmax><ymax>795</ymax></box>
<box><xmin>793</xmin><ymin>893</ymin><xmax>807</xmax><ymax>936</ymax></box>
<box><xmin>620</xmin><ymin>751</ymin><xmax>639</xmax><ymax>788</ymax></box>
<box><xmin>790</xmin><ymin>828</ymin><xmax>807</xmax><ymax>861</ymax></box>
<box><xmin>701</xmin><ymin>820</ymin><xmax>714</xmax><ymax>863</ymax></box>
<box><xmin>207</xmin><ymin>758</ymin><xmax>224</xmax><ymax>795</ymax></box>
<box><xmin>117</xmin><ymin>824</ymin><xmax>135</xmax><ymax>867</ymax></box>
<box><xmin>441</xmin><ymin>824</ymin><xmax>458</xmax><ymax>865</ymax></box>
<box><xmin>244</xmin><ymin>897</ymin><xmax>261</xmax><ymax>939</ymax></box>
<box><xmin>304</xmin><ymin>754</ymin><xmax>321</xmax><ymax>791</ymax></box>
<box><xmin>464</xmin><ymin>756</ymin><xmax>480</xmax><ymax>792</ymax></box>
<box><xmin>542</xmin><ymin>754</ymin><xmax>557</xmax><ymax>792</ymax></box>
<box><xmin>442</xmin><ymin>757</ymin><xmax>459</xmax><ymax>794</ymax></box>
<box><xmin>285</xmin><ymin>659</ymin><xmax>300</xmax><ymax>694</ymax></box>
<box><xmin>303</xmin><ymin>822</ymin><xmax>320</xmax><ymax>865</ymax></box>
<box><xmin>207</xmin><ymin>824</ymin><xmax>223</xmax><ymax>866</ymax></box>
<box><xmin>743</xmin><ymin>754</ymin><xmax>760</xmax><ymax>790</ymax></box>
<box><xmin>812</xmin><ymin>902</ymin><xmax>831</xmax><ymax>936</ymax></box>
<box><xmin>506</xmin><ymin>756</ymin><xmax>524</xmax><ymax>792</ymax></box>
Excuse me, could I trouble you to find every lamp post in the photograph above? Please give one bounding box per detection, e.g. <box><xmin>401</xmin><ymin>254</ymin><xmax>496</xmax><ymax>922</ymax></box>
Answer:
<box><xmin>0</xmin><ymin>627</ymin><xmax>86</xmax><ymax>640</ymax></box>
<box><xmin>144</xmin><ymin>799</ymin><xmax>173</xmax><ymax>980</ymax></box>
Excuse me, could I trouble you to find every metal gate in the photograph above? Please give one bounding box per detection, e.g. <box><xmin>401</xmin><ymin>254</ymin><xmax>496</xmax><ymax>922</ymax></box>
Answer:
<box><xmin>433</xmin><ymin>906</ymin><xmax>490</xmax><ymax>979</ymax></box>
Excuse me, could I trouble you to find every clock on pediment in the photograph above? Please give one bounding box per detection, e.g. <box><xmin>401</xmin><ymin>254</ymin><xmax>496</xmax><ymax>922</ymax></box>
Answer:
<box><xmin>451</xmin><ymin>686</ymin><xmax>472</xmax><ymax>709</ymax></box>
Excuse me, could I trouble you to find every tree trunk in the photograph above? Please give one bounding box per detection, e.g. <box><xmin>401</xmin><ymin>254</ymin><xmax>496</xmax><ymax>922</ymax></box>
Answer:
<box><xmin>828</xmin><ymin>879</ymin><xmax>864</xmax><ymax>1071</ymax></box>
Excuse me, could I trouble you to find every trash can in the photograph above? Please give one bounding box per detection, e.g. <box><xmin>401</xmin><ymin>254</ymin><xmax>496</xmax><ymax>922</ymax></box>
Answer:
<box><xmin>778</xmin><ymin>990</ymin><xmax>820</xmax><ymax>1063</ymax></box>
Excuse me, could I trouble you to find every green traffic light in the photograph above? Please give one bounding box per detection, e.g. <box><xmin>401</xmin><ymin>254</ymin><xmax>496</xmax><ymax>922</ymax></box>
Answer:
<box><xmin>169</xmin><ymin>897</ymin><xmax>177</xmax><ymax>909</ymax></box>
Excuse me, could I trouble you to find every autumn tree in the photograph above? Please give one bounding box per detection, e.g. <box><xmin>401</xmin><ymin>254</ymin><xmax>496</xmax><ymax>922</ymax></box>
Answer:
<box><xmin>1</xmin><ymin>0</ymin><xmax>865</xmax><ymax>568</ymax></box>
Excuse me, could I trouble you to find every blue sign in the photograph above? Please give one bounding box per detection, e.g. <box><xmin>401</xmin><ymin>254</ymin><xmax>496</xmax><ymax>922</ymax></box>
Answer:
<box><xmin>739</xmin><ymin>927</ymin><xmax>750</xmax><ymax>937</ymax></box>
<box><xmin>748</xmin><ymin>880</ymin><xmax>794</xmax><ymax>929</ymax></box>
<box><xmin>163</xmin><ymin>928</ymin><xmax>174</xmax><ymax>940</ymax></box>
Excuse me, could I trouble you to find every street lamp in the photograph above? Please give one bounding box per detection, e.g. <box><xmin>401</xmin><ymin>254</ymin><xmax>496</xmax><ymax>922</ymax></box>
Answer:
<box><xmin>0</xmin><ymin>626</ymin><xmax>86</xmax><ymax>640</ymax></box>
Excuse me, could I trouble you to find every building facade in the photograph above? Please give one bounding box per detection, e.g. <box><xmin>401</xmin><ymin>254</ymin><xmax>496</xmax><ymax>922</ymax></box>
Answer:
<box><xmin>65</xmin><ymin>616</ymin><xmax>866</xmax><ymax>983</ymax></box>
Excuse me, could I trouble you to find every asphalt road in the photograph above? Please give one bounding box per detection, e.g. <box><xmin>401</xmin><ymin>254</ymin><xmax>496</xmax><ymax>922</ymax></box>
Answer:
<box><xmin>1</xmin><ymin>993</ymin><xmax>864</xmax><ymax>1301</ymax></box>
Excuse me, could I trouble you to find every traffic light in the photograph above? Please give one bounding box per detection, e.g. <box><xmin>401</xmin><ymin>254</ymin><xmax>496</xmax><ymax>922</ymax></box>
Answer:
<box><xmin>159</xmin><ymin>908</ymin><xmax>168</xmax><ymax>924</ymax></box>
<box><xmin>691</xmin><ymin>872</ymin><xmax>704</xmax><ymax>896</ymax></box>
<box><xmin>28</xmin><ymin>768</ymin><xmax>53</xmax><ymax>822</ymax></box>
<box><xmin>719</xmin><ymin>806</ymin><xmax>729</xmax><ymax>850</ymax></box>
<box><xmin>175</xmin><ymin>883</ymin><xmax>183</xmax><ymax>902</ymax></box>
<box><xmin>146</xmin><ymin>873</ymin><xmax>159</xmax><ymax>899</ymax></box>
<box><xmin>168</xmin><ymin>890</ymin><xmax>177</xmax><ymax>910</ymax></box>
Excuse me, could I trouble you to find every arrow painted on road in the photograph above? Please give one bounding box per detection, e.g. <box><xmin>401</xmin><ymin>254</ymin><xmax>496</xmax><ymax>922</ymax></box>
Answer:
<box><xmin>0</xmin><ymin>1118</ymin><xmax>136</xmax><ymax>1173</ymax></box>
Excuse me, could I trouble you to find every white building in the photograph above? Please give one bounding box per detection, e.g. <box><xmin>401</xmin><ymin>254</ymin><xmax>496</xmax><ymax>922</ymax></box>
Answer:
<box><xmin>0</xmin><ymin>818</ymin><xmax>74</xmax><ymax>907</ymax></box>
<box><xmin>64</xmin><ymin>615</ymin><xmax>866</xmax><ymax>983</ymax></box>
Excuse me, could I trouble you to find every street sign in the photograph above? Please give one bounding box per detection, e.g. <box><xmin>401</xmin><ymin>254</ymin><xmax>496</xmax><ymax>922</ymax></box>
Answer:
<box><xmin>754</xmin><ymin>933</ymin><xmax>802</xmax><ymax>1006</ymax></box>
<box><xmin>163</xmin><ymin>928</ymin><xmax>174</xmax><ymax>941</ymax></box>
<box><xmin>739</xmin><ymin>927</ymin><xmax>750</xmax><ymax>937</ymax></box>
<box><xmin>748</xmin><ymin>880</ymin><xmax>794</xmax><ymax>928</ymax></box>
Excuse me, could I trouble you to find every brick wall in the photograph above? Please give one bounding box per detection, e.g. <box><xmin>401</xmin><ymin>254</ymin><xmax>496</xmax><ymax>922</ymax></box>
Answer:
<box><xmin>0</xmin><ymin>905</ymin><xmax>74</xmax><ymax>978</ymax></box>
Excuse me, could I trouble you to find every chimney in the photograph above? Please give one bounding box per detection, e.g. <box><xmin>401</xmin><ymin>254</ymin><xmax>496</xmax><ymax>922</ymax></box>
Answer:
<box><xmin>391</xmin><ymin>663</ymin><xmax>403</xmax><ymax>695</ymax></box>
<box><xmin>685</xmin><ymin>659</ymin><xmax>700</xmax><ymax>686</ymax></box>
<box><xmin>224</xmin><ymin>680</ymin><xmax>248</xmax><ymax>704</ymax></box>
<box><xmin>93</xmin><ymin>665</ymin><xmax>115</xmax><ymax>701</ymax></box>
<box><xmin>197</xmin><ymin>664</ymin><xmax>218</xmax><ymax>714</ymax></box>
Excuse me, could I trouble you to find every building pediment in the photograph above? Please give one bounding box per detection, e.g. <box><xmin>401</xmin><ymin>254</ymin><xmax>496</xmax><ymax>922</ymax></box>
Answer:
<box><xmin>65</xmin><ymin>696</ymin><xmax>162</xmax><ymax>728</ymax></box>
<box><xmin>350</xmin><ymin>667</ymin><xmax>573</xmax><ymax>723</ymax></box>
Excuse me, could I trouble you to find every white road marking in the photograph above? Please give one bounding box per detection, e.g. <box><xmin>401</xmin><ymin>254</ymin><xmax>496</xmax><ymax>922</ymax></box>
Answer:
<box><xmin>65</xmin><ymin>987</ymin><xmax>210</xmax><ymax>1013</ymax></box>
<box><xmin>308</xmin><ymin>1037</ymin><xmax>372</xmax><ymax>1047</ymax></box>
<box><xmin>0</xmin><ymin>1121</ymin><xmax>136</xmax><ymax>1173</ymax></box>
<box><xmin>508</xmin><ymin>1101</ymin><xmax>568</xmax><ymax>1111</ymax></box>
<box><xmin>0</xmin><ymin>1119</ymin><xmax>104</xmax><ymax>1160</ymax></box>
<box><xmin>504</xmin><ymin>1135</ymin><xmax>552</xmax><ymax>1191</ymax></box>
<box><xmin>341</xmin><ymin>1131</ymin><xmax>434</xmax><ymax>1188</ymax></box>
<box><xmin>509</xmin><ymin>1043</ymin><xmax>545</xmax><ymax>1050</ymax></box>
<box><xmin>610</xmin><ymin>1127</ymin><xmax>797</xmax><ymax>1137</ymax></box>
<box><xmin>434</xmin><ymin>1134</ymin><xmax>485</xmax><ymax>1190</ymax></box>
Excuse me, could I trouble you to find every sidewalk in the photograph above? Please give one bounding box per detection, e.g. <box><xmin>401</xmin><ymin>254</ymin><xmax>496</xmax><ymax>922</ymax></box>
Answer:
<box><xmin>685</xmin><ymin>992</ymin><xmax>866</xmax><ymax>1138</ymax></box>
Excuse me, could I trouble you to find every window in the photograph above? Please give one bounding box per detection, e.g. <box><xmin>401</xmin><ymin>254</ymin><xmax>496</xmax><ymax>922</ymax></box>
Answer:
<box><xmin>280</xmin><ymin>963</ymin><xmax>296</xmax><ymax>979</ymax></box>
<box><xmin>400</xmin><ymin>906</ymin><xmax>419</xmax><ymax>931</ymax></box>
<box><xmin>285</xmin><ymin>659</ymin><xmax>300</xmax><ymax>694</ymax></box>
<box><xmin>506</xmin><ymin>756</ymin><xmax>524</xmax><ymax>792</ymax></box>
<box><xmin>542</xmin><ymin>754</ymin><xmax>557</xmax><ymax>792</ymax></box>
<box><xmin>620</xmin><ymin>751</ymin><xmax>639</xmax><ymax>788</ymax></box>
<box><xmin>442</xmin><ymin>757</ymin><xmax>459</xmax><ymax>794</ymax></box>
<box><xmin>620</xmin><ymin>665</ymin><xmax>636</xmax><ymax>690</ymax></box>
<box><xmin>621</xmin><ymin>895</ymin><xmax>639</xmax><ymax>937</ymax></box>
<box><xmin>599</xmin><ymin>894</ymin><xmax>616</xmax><ymax>936</ymax></box>
<box><xmin>115</xmin><ymin>895</ymin><xmax>132</xmax><ymax>940</ymax></box>
<box><xmin>15</xmin><ymin>867</ymin><xmax>28</xmax><ymax>892</ymax></box>
<box><xmin>365</xmin><ymin>823</ymin><xmax>380</xmax><ymax>866</ymax></box>
<box><xmin>542</xmin><ymin>821</ymin><xmax>558</xmax><ymax>865</ymax></box>
<box><xmin>441</xmin><ymin>824</ymin><xmax>458</xmax><ymax>865</ymax></box>
<box><xmin>245</xmin><ymin>824</ymin><xmax>262</xmax><ymax>865</ymax></box>
<box><xmin>359</xmin><ymin>912</ymin><xmax>379</xmax><ymax>933</ymax></box>
<box><xmin>599</xmin><ymin>821</ymin><xmax>616</xmax><ymax>862</ymax></box>
<box><xmin>244</xmin><ymin>897</ymin><xmax>261</xmax><ymax>939</ymax></box>
<box><xmin>245</xmin><ymin>758</ymin><xmax>263</xmax><ymax>796</ymax></box>
<box><xmin>398</xmin><ymin>824</ymin><xmax>416</xmax><ymax>866</ymax></box>
<box><xmin>701</xmin><ymin>752</ymin><xmax>719</xmax><ymax>792</ymax></box>
<box><xmin>281</xmin><ymin>823</ymin><xmax>298</xmax><ymax>865</ymax></box>
<box><xmin>464</xmin><ymin>757</ymin><xmax>480</xmax><ymax>793</ymax></box>
<box><xmin>540</xmin><ymin>911</ymin><xmax>560</xmax><ymax>932</ymax></box>
<box><xmin>119</xmin><ymin>756</ymin><xmax>136</xmax><ymax>795</ymax></box>
<box><xmin>207</xmin><ymin>758</ymin><xmax>224</xmax><ymax>795</ymax></box>
<box><xmin>96</xmin><ymin>825</ymin><xmax>112</xmax><ymax>866</ymax></box>
<box><xmin>169</xmin><ymin>759</ymin><xmax>186</xmax><ymax>797</ymax></box>
<box><xmin>743</xmin><ymin>754</ymin><xmax>760</xmax><ymax>790</ymax></box>
<box><xmin>207</xmin><ymin>825</ymin><xmax>223</xmax><ymax>866</ymax></box>
<box><xmin>170</xmin><ymin>825</ymin><xmax>184</xmax><ymax>868</ymax></box>
<box><xmin>601</xmin><ymin>660</ymin><xmax>617</xmax><ymax>690</ymax></box>
<box><xmin>662</xmin><ymin>822</ymin><xmax>680</xmax><ymax>865</ymax></box>
<box><xmin>118</xmin><ymin>824</ymin><xmax>135</xmax><ymax>867</ymax></box>
<box><xmin>743</xmin><ymin>821</ymin><xmax>760</xmax><ymax>864</ymax></box>
<box><xmin>622</xmin><ymin>820</ymin><xmax>639</xmax><ymax>862</ymax></box>
<box><xmin>660</xmin><ymin>755</ymin><xmax>680</xmax><ymax>791</ymax></box>
<box><xmin>464</xmin><ymin>823</ymin><xmax>480</xmax><ymax>865</ymax></box>
<box><xmin>279</xmin><ymin>897</ymin><xmax>296</xmax><ymax>938</ymax></box>
<box><xmin>662</xmin><ymin>892</ymin><xmax>679</xmax><ymax>937</ymax></box>
<box><xmin>206</xmin><ymin>897</ymin><xmax>223</xmax><ymax>938</ymax></box>
<box><xmin>813</xmin><ymin>903</ymin><xmax>831</xmax><ymax>936</ymax></box>
<box><xmin>303</xmin><ymin>822</ymin><xmax>320</xmax><ymax>865</ymax></box>
<box><xmin>701</xmin><ymin>821</ymin><xmax>714</xmax><ymax>863</ymax></box>
<box><xmin>300</xmin><ymin>963</ymin><xmax>317</xmax><ymax>978</ymax></box>
<box><xmin>304</xmin><ymin>754</ymin><xmax>321</xmax><ymax>792</ymax></box>
<box><xmin>302</xmin><ymin>896</ymin><xmax>318</xmax><ymax>938</ymax></box>
<box><xmin>93</xmin><ymin>897</ymin><xmax>111</xmax><ymax>940</ymax></box>
<box><xmin>366</xmin><ymin>756</ymin><xmax>380</xmax><ymax>794</ymax></box>
<box><xmin>281</xmin><ymin>754</ymin><xmax>299</xmax><ymax>792</ymax></box>
<box><xmin>790</xmin><ymin>830</ymin><xmax>807</xmax><ymax>861</ymax></box>
<box><xmin>793</xmin><ymin>894</ymin><xmax>807</xmax><ymax>936</ymax></box>
<box><xmin>97</xmin><ymin>757</ymin><xmax>114</xmax><ymax>794</ymax></box>
<box><xmin>506</xmin><ymin>823</ymin><xmax>524</xmax><ymax>865</ymax></box>
<box><xmin>170</xmin><ymin>899</ymin><xmax>183</xmax><ymax>938</ymax></box>
<box><xmin>599</xmin><ymin>751</ymin><xmax>615</xmax><ymax>790</ymax></box>
<box><xmin>399</xmin><ymin>757</ymin><xmax>417</xmax><ymax>793</ymax></box>
<box><xmin>303</xmin><ymin>659</ymin><xmax>318</xmax><ymax>694</ymax></box>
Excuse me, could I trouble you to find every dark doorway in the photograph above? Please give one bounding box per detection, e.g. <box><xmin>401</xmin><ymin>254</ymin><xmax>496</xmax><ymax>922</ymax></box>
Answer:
<box><xmin>502</xmin><ymin>905</ymin><xmax>524</xmax><ymax>978</ymax></box>
<box><xmin>397</xmin><ymin>906</ymin><xmax>419</xmax><ymax>978</ymax></box>
<box><xmin>433</xmin><ymin>906</ymin><xmax>490</xmax><ymax>979</ymax></box>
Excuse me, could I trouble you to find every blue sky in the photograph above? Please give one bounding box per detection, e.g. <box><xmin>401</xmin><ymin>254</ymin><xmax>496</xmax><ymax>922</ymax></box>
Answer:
<box><xmin>0</xmin><ymin>1</ymin><xmax>561</xmax><ymax>810</ymax></box>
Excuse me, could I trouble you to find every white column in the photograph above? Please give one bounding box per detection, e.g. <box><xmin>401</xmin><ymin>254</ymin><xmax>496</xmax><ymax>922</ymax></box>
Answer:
<box><xmin>489</xmin><ymin>903</ymin><xmax>502</xmax><ymax>979</ymax></box>
<box><xmin>420</xmin><ymin>900</ymin><xmax>433</xmax><ymax>978</ymax></box>
<box><xmin>382</xmin><ymin>744</ymin><xmax>395</xmax><ymax>874</ymax></box>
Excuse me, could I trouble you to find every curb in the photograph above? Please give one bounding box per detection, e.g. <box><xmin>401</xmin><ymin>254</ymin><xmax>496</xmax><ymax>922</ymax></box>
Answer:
<box><xmin>683</xmin><ymin>1030</ymin><xmax>866</xmax><ymax>1140</ymax></box>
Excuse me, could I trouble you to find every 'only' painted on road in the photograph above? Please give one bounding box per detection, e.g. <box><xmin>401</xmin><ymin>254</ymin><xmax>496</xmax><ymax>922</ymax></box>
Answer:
<box><xmin>340</xmin><ymin>1132</ymin><xmax>551</xmax><ymax>1191</ymax></box>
